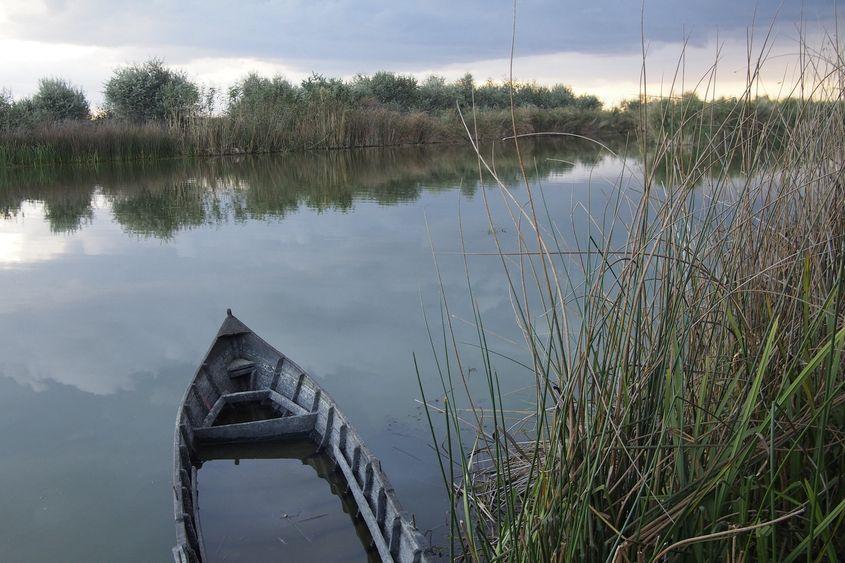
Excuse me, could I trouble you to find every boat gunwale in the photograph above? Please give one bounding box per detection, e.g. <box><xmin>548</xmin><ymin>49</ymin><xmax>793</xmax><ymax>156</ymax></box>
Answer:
<box><xmin>172</xmin><ymin>311</ymin><xmax>432</xmax><ymax>562</ymax></box>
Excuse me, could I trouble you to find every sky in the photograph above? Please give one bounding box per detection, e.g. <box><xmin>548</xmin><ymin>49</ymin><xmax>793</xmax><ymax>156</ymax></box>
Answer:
<box><xmin>0</xmin><ymin>1</ymin><xmax>839</xmax><ymax>108</ymax></box>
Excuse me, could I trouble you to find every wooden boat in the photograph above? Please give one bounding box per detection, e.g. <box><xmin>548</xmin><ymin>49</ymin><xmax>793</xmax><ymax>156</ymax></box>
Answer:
<box><xmin>172</xmin><ymin>310</ymin><xmax>433</xmax><ymax>562</ymax></box>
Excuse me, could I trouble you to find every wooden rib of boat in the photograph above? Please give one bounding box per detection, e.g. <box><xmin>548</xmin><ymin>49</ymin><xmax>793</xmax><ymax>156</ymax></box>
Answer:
<box><xmin>172</xmin><ymin>310</ymin><xmax>433</xmax><ymax>563</ymax></box>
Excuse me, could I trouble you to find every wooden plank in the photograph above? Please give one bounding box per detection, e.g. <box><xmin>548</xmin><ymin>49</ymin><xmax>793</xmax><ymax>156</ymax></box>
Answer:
<box><xmin>193</xmin><ymin>413</ymin><xmax>317</xmax><ymax>444</ymax></box>
<box><xmin>200</xmin><ymin>365</ymin><xmax>222</xmax><ymax>398</ymax></box>
<box><xmin>291</xmin><ymin>372</ymin><xmax>305</xmax><ymax>404</ymax></box>
<box><xmin>318</xmin><ymin>406</ymin><xmax>335</xmax><ymax>452</ymax></box>
<box><xmin>270</xmin><ymin>357</ymin><xmax>284</xmax><ymax>391</ymax></box>
<box><xmin>311</xmin><ymin>388</ymin><xmax>322</xmax><ymax>413</ymax></box>
<box><xmin>334</xmin><ymin>445</ymin><xmax>394</xmax><ymax>563</ymax></box>
<box><xmin>389</xmin><ymin>515</ymin><xmax>403</xmax><ymax>557</ymax></box>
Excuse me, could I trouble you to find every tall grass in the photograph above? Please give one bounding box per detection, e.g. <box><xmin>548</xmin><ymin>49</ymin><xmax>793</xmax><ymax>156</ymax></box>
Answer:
<box><xmin>0</xmin><ymin>106</ymin><xmax>633</xmax><ymax>168</ymax></box>
<box><xmin>0</xmin><ymin>121</ymin><xmax>182</xmax><ymax>166</ymax></box>
<box><xmin>419</xmin><ymin>33</ymin><xmax>845</xmax><ymax>562</ymax></box>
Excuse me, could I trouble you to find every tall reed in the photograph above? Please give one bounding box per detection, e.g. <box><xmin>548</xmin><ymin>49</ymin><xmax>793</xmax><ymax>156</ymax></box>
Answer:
<box><xmin>419</xmin><ymin>31</ymin><xmax>845</xmax><ymax>562</ymax></box>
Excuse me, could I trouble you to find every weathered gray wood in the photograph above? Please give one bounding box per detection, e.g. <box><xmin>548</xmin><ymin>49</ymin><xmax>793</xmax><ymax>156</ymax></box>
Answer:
<box><xmin>201</xmin><ymin>389</ymin><xmax>309</xmax><ymax>427</ymax></box>
<box><xmin>227</xmin><ymin>358</ymin><xmax>255</xmax><ymax>378</ymax></box>
<box><xmin>172</xmin><ymin>311</ymin><xmax>433</xmax><ymax>563</ymax></box>
<box><xmin>194</xmin><ymin>413</ymin><xmax>317</xmax><ymax>444</ymax></box>
<box><xmin>270</xmin><ymin>357</ymin><xmax>284</xmax><ymax>391</ymax></box>
<box><xmin>334</xmin><ymin>443</ymin><xmax>394</xmax><ymax>562</ymax></box>
<box><xmin>318</xmin><ymin>405</ymin><xmax>335</xmax><ymax>452</ymax></box>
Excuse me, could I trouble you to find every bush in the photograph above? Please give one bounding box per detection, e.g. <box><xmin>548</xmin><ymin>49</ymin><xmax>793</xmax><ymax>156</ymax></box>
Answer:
<box><xmin>475</xmin><ymin>80</ymin><xmax>511</xmax><ymax>109</ymax></box>
<box><xmin>300</xmin><ymin>73</ymin><xmax>354</xmax><ymax>105</ymax></box>
<box><xmin>353</xmin><ymin>71</ymin><xmax>419</xmax><ymax>110</ymax></box>
<box><xmin>30</xmin><ymin>78</ymin><xmax>90</xmax><ymax>122</ymax></box>
<box><xmin>417</xmin><ymin>75</ymin><xmax>459</xmax><ymax>111</ymax></box>
<box><xmin>0</xmin><ymin>90</ymin><xmax>13</xmax><ymax>128</ymax></box>
<box><xmin>574</xmin><ymin>94</ymin><xmax>602</xmax><ymax>110</ymax></box>
<box><xmin>0</xmin><ymin>91</ymin><xmax>36</xmax><ymax>130</ymax></box>
<box><xmin>227</xmin><ymin>74</ymin><xmax>299</xmax><ymax>115</ymax></box>
<box><xmin>104</xmin><ymin>59</ymin><xmax>199</xmax><ymax>123</ymax></box>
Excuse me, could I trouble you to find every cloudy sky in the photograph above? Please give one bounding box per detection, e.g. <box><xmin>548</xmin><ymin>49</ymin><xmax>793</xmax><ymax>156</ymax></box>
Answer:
<box><xmin>0</xmin><ymin>1</ymin><xmax>838</xmax><ymax>107</ymax></box>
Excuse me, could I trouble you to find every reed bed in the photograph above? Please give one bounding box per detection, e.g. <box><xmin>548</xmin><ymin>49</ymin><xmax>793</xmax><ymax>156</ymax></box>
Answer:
<box><xmin>0</xmin><ymin>120</ymin><xmax>183</xmax><ymax>166</ymax></box>
<box><xmin>419</xmin><ymin>37</ymin><xmax>845</xmax><ymax>562</ymax></box>
<box><xmin>0</xmin><ymin>106</ymin><xmax>632</xmax><ymax>168</ymax></box>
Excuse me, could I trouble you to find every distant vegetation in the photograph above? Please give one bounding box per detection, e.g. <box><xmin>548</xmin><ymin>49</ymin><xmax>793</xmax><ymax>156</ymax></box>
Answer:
<box><xmin>0</xmin><ymin>57</ymin><xmax>827</xmax><ymax>168</ymax></box>
<box><xmin>0</xmin><ymin>59</ymin><xmax>631</xmax><ymax>167</ymax></box>
<box><xmin>2</xmin><ymin>78</ymin><xmax>90</xmax><ymax>129</ymax></box>
<box><xmin>103</xmin><ymin>59</ymin><xmax>200</xmax><ymax>123</ymax></box>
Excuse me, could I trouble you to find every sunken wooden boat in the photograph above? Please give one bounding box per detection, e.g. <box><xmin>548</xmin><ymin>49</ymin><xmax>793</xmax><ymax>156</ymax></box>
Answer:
<box><xmin>172</xmin><ymin>310</ymin><xmax>433</xmax><ymax>563</ymax></box>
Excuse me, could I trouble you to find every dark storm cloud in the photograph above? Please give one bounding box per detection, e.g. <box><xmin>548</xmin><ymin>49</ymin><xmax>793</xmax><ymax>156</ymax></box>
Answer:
<box><xmin>6</xmin><ymin>0</ymin><xmax>836</xmax><ymax>67</ymax></box>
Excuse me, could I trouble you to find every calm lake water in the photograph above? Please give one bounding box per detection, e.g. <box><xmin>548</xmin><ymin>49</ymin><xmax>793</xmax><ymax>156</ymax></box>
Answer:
<box><xmin>0</xmin><ymin>141</ymin><xmax>628</xmax><ymax>561</ymax></box>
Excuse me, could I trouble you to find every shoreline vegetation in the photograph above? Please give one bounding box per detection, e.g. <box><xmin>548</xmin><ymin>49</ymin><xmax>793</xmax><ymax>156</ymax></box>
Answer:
<box><xmin>417</xmin><ymin>34</ymin><xmax>845</xmax><ymax>562</ymax></box>
<box><xmin>0</xmin><ymin>60</ymin><xmax>624</xmax><ymax>168</ymax></box>
<box><xmin>0</xmin><ymin>58</ymin><xmax>809</xmax><ymax>169</ymax></box>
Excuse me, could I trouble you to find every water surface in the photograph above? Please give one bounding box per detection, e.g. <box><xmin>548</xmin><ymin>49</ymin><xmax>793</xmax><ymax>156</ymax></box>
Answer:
<box><xmin>0</xmin><ymin>141</ymin><xmax>624</xmax><ymax>560</ymax></box>
<box><xmin>197</xmin><ymin>441</ymin><xmax>376</xmax><ymax>562</ymax></box>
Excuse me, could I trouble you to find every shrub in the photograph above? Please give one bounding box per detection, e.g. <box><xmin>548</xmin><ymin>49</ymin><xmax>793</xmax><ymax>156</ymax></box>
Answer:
<box><xmin>574</xmin><ymin>94</ymin><xmax>602</xmax><ymax>110</ymax></box>
<box><xmin>104</xmin><ymin>59</ymin><xmax>199</xmax><ymax>123</ymax></box>
<box><xmin>30</xmin><ymin>78</ymin><xmax>90</xmax><ymax>122</ymax></box>
<box><xmin>417</xmin><ymin>75</ymin><xmax>459</xmax><ymax>111</ymax></box>
<box><xmin>227</xmin><ymin>74</ymin><xmax>299</xmax><ymax>115</ymax></box>
<box><xmin>353</xmin><ymin>71</ymin><xmax>419</xmax><ymax>110</ymax></box>
<box><xmin>300</xmin><ymin>73</ymin><xmax>354</xmax><ymax>105</ymax></box>
<box><xmin>0</xmin><ymin>92</ymin><xmax>36</xmax><ymax>130</ymax></box>
<box><xmin>0</xmin><ymin>89</ymin><xmax>13</xmax><ymax>128</ymax></box>
<box><xmin>475</xmin><ymin>80</ymin><xmax>511</xmax><ymax>109</ymax></box>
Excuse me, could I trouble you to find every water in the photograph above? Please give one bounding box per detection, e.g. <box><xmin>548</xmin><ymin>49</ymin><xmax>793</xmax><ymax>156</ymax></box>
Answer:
<box><xmin>197</xmin><ymin>442</ymin><xmax>377</xmax><ymax>562</ymax></box>
<box><xmin>0</xmin><ymin>141</ymin><xmax>625</xmax><ymax>561</ymax></box>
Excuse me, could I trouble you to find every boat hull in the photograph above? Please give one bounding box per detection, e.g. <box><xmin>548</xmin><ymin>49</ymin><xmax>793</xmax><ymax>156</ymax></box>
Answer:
<box><xmin>172</xmin><ymin>311</ymin><xmax>432</xmax><ymax>562</ymax></box>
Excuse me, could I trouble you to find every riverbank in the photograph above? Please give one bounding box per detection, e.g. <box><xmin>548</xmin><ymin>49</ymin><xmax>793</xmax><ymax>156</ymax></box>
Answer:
<box><xmin>0</xmin><ymin>105</ymin><xmax>634</xmax><ymax>168</ymax></box>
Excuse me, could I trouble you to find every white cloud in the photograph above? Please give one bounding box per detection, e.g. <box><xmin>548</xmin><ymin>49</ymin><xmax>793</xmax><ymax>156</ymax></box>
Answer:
<box><xmin>415</xmin><ymin>35</ymin><xmax>805</xmax><ymax>106</ymax></box>
<box><xmin>0</xmin><ymin>0</ymin><xmax>48</xmax><ymax>25</ymax></box>
<box><xmin>0</xmin><ymin>1</ymin><xmax>829</xmax><ymax>109</ymax></box>
<box><xmin>0</xmin><ymin>33</ymin><xmax>808</xmax><ymax>109</ymax></box>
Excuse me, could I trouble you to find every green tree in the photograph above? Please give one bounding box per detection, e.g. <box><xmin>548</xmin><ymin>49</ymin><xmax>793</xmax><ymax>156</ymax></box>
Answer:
<box><xmin>300</xmin><ymin>73</ymin><xmax>353</xmax><ymax>104</ymax></box>
<box><xmin>0</xmin><ymin>89</ymin><xmax>13</xmax><ymax>128</ymax></box>
<box><xmin>30</xmin><ymin>78</ymin><xmax>90</xmax><ymax>122</ymax></box>
<box><xmin>0</xmin><ymin>90</ymin><xmax>36</xmax><ymax>130</ymax></box>
<box><xmin>227</xmin><ymin>74</ymin><xmax>299</xmax><ymax>115</ymax></box>
<box><xmin>104</xmin><ymin>59</ymin><xmax>199</xmax><ymax>123</ymax></box>
<box><xmin>455</xmin><ymin>73</ymin><xmax>475</xmax><ymax>107</ymax></box>
<box><xmin>475</xmin><ymin>80</ymin><xmax>510</xmax><ymax>109</ymax></box>
<box><xmin>574</xmin><ymin>94</ymin><xmax>602</xmax><ymax>110</ymax></box>
<box><xmin>363</xmin><ymin>71</ymin><xmax>419</xmax><ymax>109</ymax></box>
<box><xmin>417</xmin><ymin>75</ymin><xmax>457</xmax><ymax>111</ymax></box>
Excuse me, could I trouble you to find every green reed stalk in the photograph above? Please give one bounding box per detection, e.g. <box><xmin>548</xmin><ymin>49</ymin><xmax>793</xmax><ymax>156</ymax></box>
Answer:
<box><xmin>419</xmin><ymin>31</ymin><xmax>845</xmax><ymax>562</ymax></box>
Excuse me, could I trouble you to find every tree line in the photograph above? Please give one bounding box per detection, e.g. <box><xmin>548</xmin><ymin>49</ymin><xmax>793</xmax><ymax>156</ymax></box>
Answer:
<box><xmin>0</xmin><ymin>58</ymin><xmax>603</xmax><ymax>130</ymax></box>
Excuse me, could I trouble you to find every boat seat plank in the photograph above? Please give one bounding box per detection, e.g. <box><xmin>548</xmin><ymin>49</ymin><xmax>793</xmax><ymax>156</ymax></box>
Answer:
<box><xmin>194</xmin><ymin>413</ymin><xmax>317</xmax><ymax>444</ymax></box>
<box><xmin>201</xmin><ymin>390</ymin><xmax>308</xmax><ymax>427</ymax></box>
<box><xmin>227</xmin><ymin>358</ymin><xmax>255</xmax><ymax>378</ymax></box>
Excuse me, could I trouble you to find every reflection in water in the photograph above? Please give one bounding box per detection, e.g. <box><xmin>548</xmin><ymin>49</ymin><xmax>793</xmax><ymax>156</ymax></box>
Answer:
<box><xmin>0</xmin><ymin>139</ymin><xmax>628</xmax><ymax>560</ymax></box>
<box><xmin>197</xmin><ymin>441</ymin><xmax>378</xmax><ymax>563</ymax></box>
<box><xmin>0</xmin><ymin>140</ymin><xmax>606</xmax><ymax>238</ymax></box>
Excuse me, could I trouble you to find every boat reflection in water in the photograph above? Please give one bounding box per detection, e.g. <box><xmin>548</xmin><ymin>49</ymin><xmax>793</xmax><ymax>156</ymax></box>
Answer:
<box><xmin>196</xmin><ymin>440</ymin><xmax>379</xmax><ymax>562</ymax></box>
